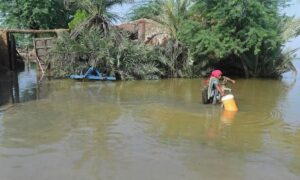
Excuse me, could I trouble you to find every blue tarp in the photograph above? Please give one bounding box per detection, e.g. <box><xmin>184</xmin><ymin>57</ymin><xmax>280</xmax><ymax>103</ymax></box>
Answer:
<box><xmin>70</xmin><ymin>67</ymin><xmax>116</xmax><ymax>81</ymax></box>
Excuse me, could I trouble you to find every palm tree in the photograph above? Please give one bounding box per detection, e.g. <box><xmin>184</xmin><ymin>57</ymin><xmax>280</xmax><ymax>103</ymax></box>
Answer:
<box><xmin>129</xmin><ymin>0</ymin><xmax>192</xmax><ymax>38</ymax></box>
<box><xmin>156</xmin><ymin>0</ymin><xmax>193</xmax><ymax>77</ymax></box>
<box><xmin>127</xmin><ymin>0</ymin><xmax>162</xmax><ymax>21</ymax></box>
<box><xmin>158</xmin><ymin>0</ymin><xmax>192</xmax><ymax>38</ymax></box>
<box><xmin>64</xmin><ymin>0</ymin><xmax>134</xmax><ymax>38</ymax></box>
<box><xmin>128</xmin><ymin>0</ymin><xmax>193</xmax><ymax>77</ymax></box>
<box><xmin>65</xmin><ymin>0</ymin><xmax>134</xmax><ymax>21</ymax></box>
<box><xmin>282</xmin><ymin>17</ymin><xmax>300</xmax><ymax>41</ymax></box>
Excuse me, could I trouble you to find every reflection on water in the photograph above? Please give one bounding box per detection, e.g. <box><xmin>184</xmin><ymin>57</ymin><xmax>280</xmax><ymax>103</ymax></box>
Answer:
<box><xmin>0</xmin><ymin>63</ymin><xmax>42</xmax><ymax>107</ymax></box>
<box><xmin>0</xmin><ymin>60</ymin><xmax>300</xmax><ymax>180</ymax></box>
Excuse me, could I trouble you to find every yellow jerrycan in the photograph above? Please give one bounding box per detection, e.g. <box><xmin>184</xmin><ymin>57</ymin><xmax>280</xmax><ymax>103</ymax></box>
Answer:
<box><xmin>221</xmin><ymin>94</ymin><xmax>238</xmax><ymax>111</ymax></box>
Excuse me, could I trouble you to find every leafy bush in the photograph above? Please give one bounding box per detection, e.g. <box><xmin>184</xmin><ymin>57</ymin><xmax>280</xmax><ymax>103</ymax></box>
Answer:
<box><xmin>178</xmin><ymin>0</ymin><xmax>296</xmax><ymax>77</ymax></box>
<box><xmin>48</xmin><ymin>28</ymin><xmax>175</xmax><ymax>80</ymax></box>
<box><xmin>68</xmin><ymin>10</ymin><xmax>89</xmax><ymax>30</ymax></box>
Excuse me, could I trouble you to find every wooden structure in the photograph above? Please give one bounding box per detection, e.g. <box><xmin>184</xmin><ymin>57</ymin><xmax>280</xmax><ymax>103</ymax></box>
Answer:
<box><xmin>0</xmin><ymin>30</ymin><xmax>13</xmax><ymax>71</ymax></box>
<box><xmin>117</xmin><ymin>18</ymin><xmax>170</xmax><ymax>46</ymax></box>
<box><xmin>0</xmin><ymin>28</ymin><xmax>68</xmax><ymax>72</ymax></box>
<box><xmin>33</xmin><ymin>38</ymin><xmax>53</xmax><ymax>74</ymax></box>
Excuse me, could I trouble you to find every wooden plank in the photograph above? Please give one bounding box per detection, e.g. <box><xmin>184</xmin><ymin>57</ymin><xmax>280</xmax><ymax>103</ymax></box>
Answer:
<box><xmin>33</xmin><ymin>37</ymin><xmax>54</xmax><ymax>74</ymax></box>
<box><xmin>0</xmin><ymin>29</ymin><xmax>68</xmax><ymax>34</ymax></box>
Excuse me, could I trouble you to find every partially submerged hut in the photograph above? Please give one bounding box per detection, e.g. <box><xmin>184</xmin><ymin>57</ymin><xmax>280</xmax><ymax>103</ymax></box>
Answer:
<box><xmin>117</xmin><ymin>18</ymin><xmax>170</xmax><ymax>46</ymax></box>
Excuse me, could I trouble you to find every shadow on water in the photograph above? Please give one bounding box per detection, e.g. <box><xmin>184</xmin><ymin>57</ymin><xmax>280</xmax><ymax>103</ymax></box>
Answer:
<box><xmin>0</xmin><ymin>70</ymin><xmax>20</xmax><ymax>106</ymax></box>
<box><xmin>0</xmin><ymin>63</ymin><xmax>48</xmax><ymax>109</ymax></box>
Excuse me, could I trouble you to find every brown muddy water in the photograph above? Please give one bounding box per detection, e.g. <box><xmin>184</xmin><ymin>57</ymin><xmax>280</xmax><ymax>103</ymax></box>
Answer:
<box><xmin>0</xmin><ymin>61</ymin><xmax>300</xmax><ymax>180</ymax></box>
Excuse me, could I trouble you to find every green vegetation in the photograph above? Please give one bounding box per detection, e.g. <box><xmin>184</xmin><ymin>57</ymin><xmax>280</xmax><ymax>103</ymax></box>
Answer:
<box><xmin>65</xmin><ymin>0</ymin><xmax>133</xmax><ymax>25</ymax></box>
<box><xmin>0</xmin><ymin>0</ymin><xmax>71</xmax><ymax>29</ymax></box>
<box><xmin>49</xmin><ymin>26</ymin><xmax>192</xmax><ymax>79</ymax></box>
<box><xmin>129</xmin><ymin>0</ymin><xmax>298</xmax><ymax>78</ymax></box>
<box><xmin>127</xmin><ymin>0</ymin><xmax>162</xmax><ymax>21</ymax></box>
<box><xmin>129</xmin><ymin>0</ymin><xmax>191</xmax><ymax>38</ymax></box>
<box><xmin>49</xmin><ymin>0</ymin><xmax>191</xmax><ymax>79</ymax></box>
<box><xmin>68</xmin><ymin>10</ymin><xmax>89</xmax><ymax>30</ymax></box>
<box><xmin>49</xmin><ymin>28</ymin><xmax>166</xmax><ymax>80</ymax></box>
<box><xmin>178</xmin><ymin>0</ymin><xmax>296</xmax><ymax>77</ymax></box>
<box><xmin>0</xmin><ymin>0</ymin><xmax>73</xmax><ymax>48</ymax></box>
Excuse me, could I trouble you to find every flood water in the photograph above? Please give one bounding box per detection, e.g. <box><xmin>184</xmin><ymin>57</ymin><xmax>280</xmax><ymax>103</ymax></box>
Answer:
<box><xmin>0</xmin><ymin>60</ymin><xmax>300</xmax><ymax>180</ymax></box>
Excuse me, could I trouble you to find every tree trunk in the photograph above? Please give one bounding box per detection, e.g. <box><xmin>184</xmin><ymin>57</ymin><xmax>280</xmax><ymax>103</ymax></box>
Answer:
<box><xmin>241</xmin><ymin>54</ymin><xmax>250</xmax><ymax>78</ymax></box>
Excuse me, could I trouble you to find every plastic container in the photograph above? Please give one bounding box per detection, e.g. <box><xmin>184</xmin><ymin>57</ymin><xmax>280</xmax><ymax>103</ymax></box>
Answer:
<box><xmin>221</xmin><ymin>94</ymin><xmax>238</xmax><ymax>111</ymax></box>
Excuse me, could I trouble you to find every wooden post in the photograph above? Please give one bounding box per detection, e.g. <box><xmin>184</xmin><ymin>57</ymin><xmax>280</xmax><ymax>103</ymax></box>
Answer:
<box><xmin>0</xmin><ymin>30</ymin><xmax>10</xmax><ymax>71</ymax></box>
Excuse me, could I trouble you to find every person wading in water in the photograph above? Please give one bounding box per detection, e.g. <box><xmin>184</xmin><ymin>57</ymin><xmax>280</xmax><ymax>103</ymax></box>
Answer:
<box><xmin>202</xmin><ymin>70</ymin><xmax>235</xmax><ymax>104</ymax></box>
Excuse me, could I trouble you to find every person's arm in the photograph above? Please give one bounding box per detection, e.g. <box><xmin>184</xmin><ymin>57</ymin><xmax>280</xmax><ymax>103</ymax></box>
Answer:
<box><xmin>223</xmin><ymin>76</ymin><xmax>235</xmax><ymax>84</ymax></box>
<box><xmin>216</xmin><ymin>84</ymin><xmax>225</xmax><ymax>97</ymax></box>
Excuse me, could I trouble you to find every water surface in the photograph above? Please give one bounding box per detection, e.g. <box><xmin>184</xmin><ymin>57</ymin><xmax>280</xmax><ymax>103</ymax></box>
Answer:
<box><xmin>0</xmin><ymin>61</ymin><xmax>300</xmax><ymax>180</ymax></box>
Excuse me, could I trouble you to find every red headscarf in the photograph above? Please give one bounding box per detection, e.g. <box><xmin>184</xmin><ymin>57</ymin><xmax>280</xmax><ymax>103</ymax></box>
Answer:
<box><xmin>210</xmin><ymin>70</ymin><xmax>222</xmax><ymax>78</ymax></box>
